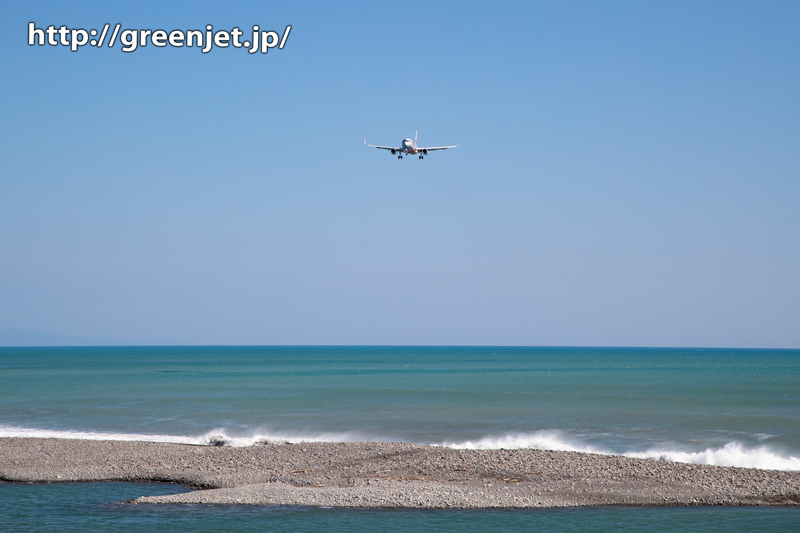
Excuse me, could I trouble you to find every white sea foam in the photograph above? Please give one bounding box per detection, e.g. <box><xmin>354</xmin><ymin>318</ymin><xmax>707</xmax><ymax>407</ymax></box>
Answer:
<box><xmin>198</xmin><ymin>428</ymin><xmax>368</xmax><ymax>447</ymax></box>
<box><xmin>439</xmin><ymin>430</ymin><xmax>800</xmax><ymax>471</ymax></box>
<box><xmin>0</xmin><ymin>425</ymin><xmax>206</xmax><ymax>445</ymax></box>
<box><xmin>3</xmin><ymin>425</ymin><xmax>799</xmax><ymax>471</ymax></box>
<box><xmin>440</xmin><ymin>430</ymin><xmax>606</xmax><ymax>454</ymax></box>
<box><xmin>0</xmin><ymin>425</ymin><xmax>366</xmax><ymax>447</ymax></box>
<box><xmin>626</xmin><ymin>442</ymin><xmax>800</xmax><ymax>471</ymax></box>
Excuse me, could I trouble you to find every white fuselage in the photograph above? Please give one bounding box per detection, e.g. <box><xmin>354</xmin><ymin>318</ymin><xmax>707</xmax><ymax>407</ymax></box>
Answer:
<box><xmin>366</xmin><ymin>131</ymin><xmax>454</xmax><ymax>157</ymax></box>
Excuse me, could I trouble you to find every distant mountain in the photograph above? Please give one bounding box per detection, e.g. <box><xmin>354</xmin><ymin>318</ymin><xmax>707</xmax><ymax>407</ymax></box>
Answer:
<box><xmin>0</xmin><ymin>328</ymin><xmax>131</xmax><ymax>347</ymax></box>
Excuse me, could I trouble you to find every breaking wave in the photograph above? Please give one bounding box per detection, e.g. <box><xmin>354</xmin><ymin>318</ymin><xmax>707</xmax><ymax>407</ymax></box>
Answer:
<box><xmin>0</xmin><ymin>425</ymin><xmax>206</xmax><ymax>445</ymax></box>
<box><xmin>440</xmin><ymin>430</ymin><xmax>605</xmax><ymax>454</ymax></box>
<box><xmin>3</xmin><ymin>425</ymin><xmax>798</xmax><ymax>471</ymax></box>
<box><xmin>626</xmin><ymin>442</ymin><xmax>800</xmax><ymax>471</ymax></box>
<box><xmin>0</xmin><ymin>425</ymin><xmax>366</xmax><ymax>447</ymax></box>
<box><xmin>440</xmin><ymin>431</ymin><xmax>800</xmax><ymax>471</ymax></box>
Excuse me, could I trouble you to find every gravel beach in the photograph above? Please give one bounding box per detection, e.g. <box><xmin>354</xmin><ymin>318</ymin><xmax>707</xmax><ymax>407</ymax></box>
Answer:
<box><xmin>1</xmin><ymin>437</ymin><xmax>798</xmax><ymax>508</ymax></box>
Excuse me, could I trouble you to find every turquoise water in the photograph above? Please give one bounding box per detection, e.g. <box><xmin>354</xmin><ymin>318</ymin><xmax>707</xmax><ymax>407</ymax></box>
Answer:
<box><xmin>1</xmin><ymin>346</ymin><xmax>799</xmax><ymax>529</ymax></box>
<box><xmin>1</xmin><ymin>346</ymin><xmax>798</xmax><ymax>467</ymax></box>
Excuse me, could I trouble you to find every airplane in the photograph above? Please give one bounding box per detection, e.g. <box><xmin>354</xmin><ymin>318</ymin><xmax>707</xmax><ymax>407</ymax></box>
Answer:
<box><xmin>365</xmin><ymin>132</ymin><xmax>458</xmax><ymax>159</ymax></box>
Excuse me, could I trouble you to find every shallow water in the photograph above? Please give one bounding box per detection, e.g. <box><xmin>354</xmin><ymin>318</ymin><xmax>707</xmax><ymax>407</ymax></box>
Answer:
<box><xmin>1</xmin><ymin>482</ymin><xmax>798</xmax><ymax>533</ymax></box>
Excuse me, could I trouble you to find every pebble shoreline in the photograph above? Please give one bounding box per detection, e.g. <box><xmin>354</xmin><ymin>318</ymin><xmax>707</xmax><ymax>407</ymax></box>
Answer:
<box><xmin>1</xmin><ymin>437</ymin><xmax>799</xmax><ymax>508</ymax></box>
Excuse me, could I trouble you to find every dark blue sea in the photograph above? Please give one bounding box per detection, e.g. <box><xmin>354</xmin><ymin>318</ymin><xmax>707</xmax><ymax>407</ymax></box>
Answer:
<box><xmin>1</xmin><ymin>346</ymin><xmax>798</xmax><ymax>530</ymax></box>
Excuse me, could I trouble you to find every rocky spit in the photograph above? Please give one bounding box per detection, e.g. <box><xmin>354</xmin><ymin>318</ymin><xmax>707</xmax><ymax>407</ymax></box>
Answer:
<box><xmin>1</xmin><ymin>437</ymin><xmax>799</xmax><ymax>508</ymax></box>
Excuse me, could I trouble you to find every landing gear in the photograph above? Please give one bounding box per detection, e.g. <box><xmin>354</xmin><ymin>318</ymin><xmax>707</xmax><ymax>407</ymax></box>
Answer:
<box><xmin>398</xmin><ymin>155</ymin><xmax>403</xmax><ymax>159</ymax></box>
<box><xmin>419</xmin><ymin>155</ymin><xmax>424</xmax><ymax>159</ymax></box>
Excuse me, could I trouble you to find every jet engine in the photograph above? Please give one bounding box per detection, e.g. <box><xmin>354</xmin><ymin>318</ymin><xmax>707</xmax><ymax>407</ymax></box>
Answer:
<box><xmin>390</xmin><ymin>149</ymin><xmax>396</xmax><ymax>154</ymax></box>
<box><xmin>422</xmin><ymin>149</ymin><xmax>428</xmax><ymax>154</ymax></box>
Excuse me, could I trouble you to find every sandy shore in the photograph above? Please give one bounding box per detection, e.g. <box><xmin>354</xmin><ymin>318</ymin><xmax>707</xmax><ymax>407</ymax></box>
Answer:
<box><xmin>1</xmin><ymin>437</ymin><xmax>799</xmax><ymax>508</ymax></box>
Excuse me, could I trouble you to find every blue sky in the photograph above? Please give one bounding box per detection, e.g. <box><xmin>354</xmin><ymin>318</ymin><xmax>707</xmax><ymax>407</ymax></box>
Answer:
<box><xmin>1</xmin><ymin>1</ymin><xmax>798</xmax><ymax>347</ymax></box>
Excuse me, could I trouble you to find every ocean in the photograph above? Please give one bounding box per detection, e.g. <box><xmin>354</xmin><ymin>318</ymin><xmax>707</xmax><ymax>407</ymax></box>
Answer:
<box><xmin>1</xmin><ymin>346</ymin><xmax>798</xmax><ymax>530</ymax></box>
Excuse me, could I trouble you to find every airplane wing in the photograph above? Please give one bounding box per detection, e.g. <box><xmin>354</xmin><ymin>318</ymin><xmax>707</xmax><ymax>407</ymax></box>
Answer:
<box><xmin>419</xmin><ymin>145</ymin><xmax>458</xmax><ymax>152</ymax></box>
<box><xmin>367</xmin><ymin>144</ymin><xmax>399</xmax><ymax>151</ymax></box>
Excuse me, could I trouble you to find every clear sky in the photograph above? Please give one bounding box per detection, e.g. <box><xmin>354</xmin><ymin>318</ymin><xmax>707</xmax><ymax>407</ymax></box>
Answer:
<box><xmin>1</xmin><ymin>1</ymin><xmax>798</xmax><ymax>347</ymax></box>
